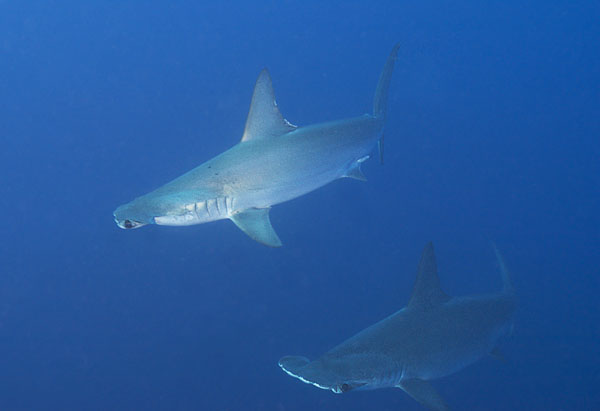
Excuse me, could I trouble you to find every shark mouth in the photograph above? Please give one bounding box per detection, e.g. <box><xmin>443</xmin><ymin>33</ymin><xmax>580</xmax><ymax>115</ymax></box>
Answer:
<box><xmin>115</xmin><ymin>218</ymin><xmax>146</xmax><ymax>229</ymax></box>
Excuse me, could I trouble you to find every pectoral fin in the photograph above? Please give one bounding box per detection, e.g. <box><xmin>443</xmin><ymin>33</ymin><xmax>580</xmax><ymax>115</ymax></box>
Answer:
<box><xmin>398</xmin><ymin>379</ymin><xmax>449</xmax><ymax>411</ymax></box>
<box><xmin>230</xmin><ymin>208</ymin><xmax>282</xmax><ymax>247</ymax></box>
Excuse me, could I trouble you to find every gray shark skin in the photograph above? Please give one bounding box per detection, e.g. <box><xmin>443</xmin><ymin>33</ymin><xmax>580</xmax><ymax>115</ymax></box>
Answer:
<box><xmin>279</xmin><ymin>243</ymin><xmax>516</xmax><ymax>410</ymax></box>
<box><xmin>113</xmin><ymin>44</ymin><xmax>400</xmax><ymax>246</ymax></box>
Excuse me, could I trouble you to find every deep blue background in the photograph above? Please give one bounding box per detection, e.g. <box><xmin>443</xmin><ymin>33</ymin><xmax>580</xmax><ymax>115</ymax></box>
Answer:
<box><xmin>1</xmin><ymin>1</ymin><xmax>598</xmax><ymax>410</ymax></box>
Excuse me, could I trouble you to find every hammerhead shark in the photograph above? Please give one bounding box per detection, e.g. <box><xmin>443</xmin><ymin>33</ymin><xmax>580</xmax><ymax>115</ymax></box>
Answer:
<box><xmin>279</xmin><ymin>243</ymin><xmax>516</xmax><ymax>410</ymax></box>
<box><xmin>113</xmin><ymin>44</ymin><xmax>400</xmax><ymax>246</ymax></box>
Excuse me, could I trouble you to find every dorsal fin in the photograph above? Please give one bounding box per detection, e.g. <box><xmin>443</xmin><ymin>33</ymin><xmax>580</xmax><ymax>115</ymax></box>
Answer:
<box><xmin>408</xmin><ymin>242</ymin><xmax>450</xmax><ymax>309</ymax></box>
<box><xmin>241</xmin><ymin>69</ymin><xmax>296</xmax><ymax>142</ymax></box>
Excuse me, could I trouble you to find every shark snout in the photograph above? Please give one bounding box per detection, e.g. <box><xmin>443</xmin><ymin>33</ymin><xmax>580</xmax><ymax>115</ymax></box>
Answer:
<box><xmin>113</xmin><ymin>204</ymin><xmax>149</xmax><ymax>230</ymax></box>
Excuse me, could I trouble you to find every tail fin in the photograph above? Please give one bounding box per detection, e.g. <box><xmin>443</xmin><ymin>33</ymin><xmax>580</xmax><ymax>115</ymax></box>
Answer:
<box><xmin>373</xmin><ymin>43</ymin><xmax>400</xmax><ymax>119</ymax></box>
<box><xmin>492</xmin><ymin>243</ymin><xmax>514</xmax><ymax>294</ymax></box>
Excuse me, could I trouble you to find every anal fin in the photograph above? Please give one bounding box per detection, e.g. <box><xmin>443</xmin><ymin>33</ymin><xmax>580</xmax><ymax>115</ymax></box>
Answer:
<box><xmin>398</xmin><ymin>379</ymin><xmax>449</xmax><ymax>411</ymax></box>
<box><xmin>230</xmin><ymin>208</ymin><xmax>282</xmax><ymax>247</ymax></box>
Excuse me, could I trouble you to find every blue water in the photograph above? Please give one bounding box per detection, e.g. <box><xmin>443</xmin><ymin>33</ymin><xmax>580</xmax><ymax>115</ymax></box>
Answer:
<box><xmin>1</xmin><ymin>1</ymin><xmax>598</xmax><ymax>410</ymax></box>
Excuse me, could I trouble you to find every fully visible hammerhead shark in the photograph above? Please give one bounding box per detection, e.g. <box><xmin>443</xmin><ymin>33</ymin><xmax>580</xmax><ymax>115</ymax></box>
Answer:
<box><xmin>113</xmin><ymin>44</ymin><xmax>399</xmax><ymax>246</ymax></box>
<box><xmin>279</xmin><ymin>243</ymin><xmax>516</xmax><ymax>410</ymax></box>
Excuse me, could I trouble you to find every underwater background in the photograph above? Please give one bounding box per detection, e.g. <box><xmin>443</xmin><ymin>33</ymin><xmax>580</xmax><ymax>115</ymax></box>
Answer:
<box><xmin>1</xmin><ymin>1</ymin><xmax>598</xmax><ymax>410</ymax></box>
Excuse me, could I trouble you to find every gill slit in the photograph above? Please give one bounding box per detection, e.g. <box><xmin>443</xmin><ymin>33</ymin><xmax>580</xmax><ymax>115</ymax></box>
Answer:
<box><xmin>194</xmin><ymin>202</ymin><xmax>200</xmax><ymax>220</ymax></box>
<box><xmin>224</xmin><ymin>197</ymin><xmax>230</xmax><ymax>216</ymax></box>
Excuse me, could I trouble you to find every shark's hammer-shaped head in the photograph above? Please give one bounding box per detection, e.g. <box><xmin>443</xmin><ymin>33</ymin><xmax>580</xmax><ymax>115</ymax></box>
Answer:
<box><xmin>278</xmin><ymin>356</ymin><xmax>369</xmax><ymax>394</ymax></box>
<box><xmin>113</xmin><ymin>199</ymin><xmax>153</xmax><ymax>230</ymax></box>
<box><xmin>113</xmin><ymin>193</ymin><xmax>182</xmax><ymax>230</ymax></box>
<box><xmin>114</xmin><ymin>189</ymin><xmax>221</xmax><ymax>230</ymax></box>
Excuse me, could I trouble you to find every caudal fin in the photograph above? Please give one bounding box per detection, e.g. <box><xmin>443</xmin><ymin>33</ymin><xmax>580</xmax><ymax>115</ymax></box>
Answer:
<box><xmin>373</xmin><ymin>43</ymin><xmax>400</xmax><ymax>119</ymax></box>
<box><xmin>492</xmin><ymin>243</ymin><xmax>514</xmax><ymax>294</ymax></box>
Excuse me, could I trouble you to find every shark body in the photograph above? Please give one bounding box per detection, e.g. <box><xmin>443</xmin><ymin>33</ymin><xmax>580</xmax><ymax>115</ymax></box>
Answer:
<box><xmin>113</xmin><ymin>44</ymin><xmax>400</xmax><ymax>246</ymax></box>
<box><xmin>279</xmin><ymin>243</ymin><xmax>516</xmax><ymax>410</ymax></box>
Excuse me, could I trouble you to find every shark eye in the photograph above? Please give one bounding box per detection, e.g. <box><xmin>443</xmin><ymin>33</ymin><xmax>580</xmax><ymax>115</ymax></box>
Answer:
<box><xmin>123</xmin><ymin>220</ymin><xmax>134</xmax><ymax>229</ymax></box>
<box><xmin>340</xmin><ymin>383</ymin><xmax>350</xmax><ymax>392</ymax></box>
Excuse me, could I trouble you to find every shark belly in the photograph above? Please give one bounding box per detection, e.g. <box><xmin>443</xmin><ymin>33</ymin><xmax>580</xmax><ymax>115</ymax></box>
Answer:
<box><xmin>143</xmin><ymin>135</ymin><xmax>368</xmax><ymax>227</ymax></box>
<box><xmin>405</xmin><ymin>342</ymin><xmax>491</xmax><ymax>381</ymax></box>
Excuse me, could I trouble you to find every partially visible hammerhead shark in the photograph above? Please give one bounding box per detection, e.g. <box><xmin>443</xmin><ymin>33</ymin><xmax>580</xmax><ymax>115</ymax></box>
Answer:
<box><xmin>113</xmin><ymin>44</ymin><xmax>399</xmax><ymax>246</ymax></box>
<box><xmin>279</xmin><ymin>243</ymin><xmax>516</xmax><ymax>410</ymax></box>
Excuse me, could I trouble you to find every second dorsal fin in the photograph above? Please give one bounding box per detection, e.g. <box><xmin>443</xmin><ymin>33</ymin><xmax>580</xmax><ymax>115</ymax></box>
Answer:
<box><xmin>408</xmin><ymin>242</ymin><xmax>450</xmax><ymax>309</ymax></box>
<box><xmin>241</xmin><ymin>69</ymin><xmax>296</xmax><ymax>142</ymax></box>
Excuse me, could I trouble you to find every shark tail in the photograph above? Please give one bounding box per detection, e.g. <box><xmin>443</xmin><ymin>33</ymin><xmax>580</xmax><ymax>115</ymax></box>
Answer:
<box><xmin>373</xmin><ymin>43</ymin><xmax>400</xmax><ymax>119</ymax></box>
<box><xmin>492</xmin><ymin>243</ymin><xmax>514</xmax><ymax>294</ymax></box>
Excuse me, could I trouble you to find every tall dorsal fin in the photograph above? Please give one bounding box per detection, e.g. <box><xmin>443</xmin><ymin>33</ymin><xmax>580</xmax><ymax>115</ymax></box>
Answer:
<box><xmin>408</xmin><ymin>242</ymin><xmax>450</xmax><ymax>309</ymax></box>
<box><xmin>241</xmin><ymin>69</ymin><xmax>296</xmax><ymax>142</ymax></box>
